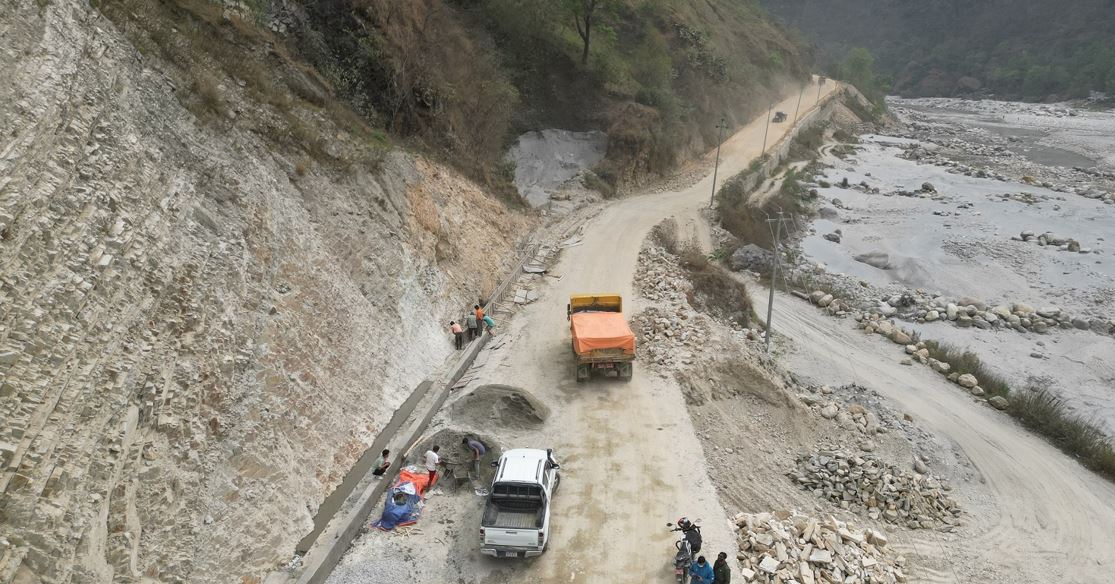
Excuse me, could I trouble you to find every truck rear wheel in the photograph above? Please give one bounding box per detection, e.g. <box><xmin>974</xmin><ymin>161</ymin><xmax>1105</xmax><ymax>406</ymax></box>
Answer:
<box><xmin>576</xmin><ymin>364</ymin><xmax>590</xmax><ymax>382</ymax></box>
<box><xmin>619</xmin><ymin>362</ymin><xmax>633</xmax><ymax>381</ymax></box>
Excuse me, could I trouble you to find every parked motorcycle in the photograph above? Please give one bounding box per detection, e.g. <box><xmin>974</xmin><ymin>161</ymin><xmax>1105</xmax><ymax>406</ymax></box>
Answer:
<box><xmin>666</xmin><ymin>518</ymin><xmax>702</xmax><ymax>583</ymax></box>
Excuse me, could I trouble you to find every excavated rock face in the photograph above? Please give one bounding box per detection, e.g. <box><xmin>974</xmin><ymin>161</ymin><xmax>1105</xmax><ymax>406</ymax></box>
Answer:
<box><xmin>0</xmin><ymin>2</ymin><xmax>528</xmax><ymax>582</ymax></box>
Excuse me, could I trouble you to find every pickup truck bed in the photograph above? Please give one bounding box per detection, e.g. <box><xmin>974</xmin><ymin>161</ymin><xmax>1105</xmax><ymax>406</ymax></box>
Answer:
<box><xmin>482</xmin><ymin>501</ymin><xmax>543</xmax><ymax>529</ymax></box>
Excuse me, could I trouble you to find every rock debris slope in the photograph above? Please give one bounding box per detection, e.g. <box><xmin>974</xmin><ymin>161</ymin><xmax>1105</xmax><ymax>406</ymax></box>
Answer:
<box><xmin>0</xmin><ymin>2</ymin><xmax>527</xmax><ymax>582</ymax></box>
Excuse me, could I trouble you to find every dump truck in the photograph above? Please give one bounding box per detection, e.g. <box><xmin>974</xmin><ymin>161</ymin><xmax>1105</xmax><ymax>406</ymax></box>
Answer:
<box><xmin>567</xmin><ymin>294</ymin><xmax>636</xmax><ymax>382</ymax></box>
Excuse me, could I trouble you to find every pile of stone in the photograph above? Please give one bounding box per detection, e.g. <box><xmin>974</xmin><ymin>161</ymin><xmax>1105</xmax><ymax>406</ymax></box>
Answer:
<box><xmin>733</xmin><ymin>512</ymin><xmax>908</xmax><ymax>583</ymax></box>
<box><xmin>861</xmin><ymin>290</ymin><xmax>1115</xmax><ymax>337</ymax></box>
<box><xmin>803</xmin><ymin>289</ymin><xmax>851</xmax><ymax>317</ymax></box>
<box><xmin>787</xmin><ymin>449</ymin><xmax>961</xmax><ymax>529</ymax></box>
<box><xmin>634</xmin><ymin>245</ymin><xmax>690</xmax><ymax>304</ymax></box>
<box><xmin>1012</xmin><ymin>230</ymin><xmax>1092</xmax><ymax>253</ymax></box>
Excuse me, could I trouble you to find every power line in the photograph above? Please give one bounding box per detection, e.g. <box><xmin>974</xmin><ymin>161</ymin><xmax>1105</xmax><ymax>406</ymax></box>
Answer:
<box><xmin>764</xmin><ymin>210</ymin><xmax>792</xmax><ymax>355</ymax></box>
<box><xmin>760</xmin><ymin>103</ymin><xmax>773</xmax><ymax>154</ymax></box>
<box><xmin>709</xmin><ymin>117</ymin><xmax>728</xmax><ymax>209</ymax></box>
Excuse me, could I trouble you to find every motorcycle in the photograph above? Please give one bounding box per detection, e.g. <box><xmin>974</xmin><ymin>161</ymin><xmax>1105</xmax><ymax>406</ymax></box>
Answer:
<box><xmin>666</xmin><ymin>518</ymin><xmax>701</xmax><ymax>583</ymax></box>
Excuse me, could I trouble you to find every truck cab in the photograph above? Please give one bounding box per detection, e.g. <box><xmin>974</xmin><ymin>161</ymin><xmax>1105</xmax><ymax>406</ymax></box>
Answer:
<box><xmin>480</xmin><ymin>448</ymin><xmax>559</xmax><ymax>558</ymax></box>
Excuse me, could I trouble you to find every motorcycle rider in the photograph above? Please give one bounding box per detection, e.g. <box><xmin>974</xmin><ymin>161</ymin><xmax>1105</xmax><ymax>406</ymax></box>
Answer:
<box><xmin>676</xmin><ymin>517</ymin><xmax>702</xmax><ymax>556</ymax></box>
<box><xmin>689</xmin><ymin>555</ymin><xmax>715</xmax><ymax>584</ymax></box>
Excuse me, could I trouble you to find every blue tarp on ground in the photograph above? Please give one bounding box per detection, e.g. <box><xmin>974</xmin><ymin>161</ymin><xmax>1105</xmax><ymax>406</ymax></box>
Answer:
<box><xmin>372</xmin><ymin>469</ymin><xmax>429</xmax><ymax>531</ymax></box>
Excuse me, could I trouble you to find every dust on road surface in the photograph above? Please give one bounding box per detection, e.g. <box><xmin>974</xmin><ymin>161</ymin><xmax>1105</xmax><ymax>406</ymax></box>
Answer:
<box><xmin>450</xmin><ymin>78</ymin><xmax>841</xmax><ymax>582</ymax></box>
<box><xmin>750</xmin><ymin>282</ymin><xmax>1115</xmax><ymax>583</ymax></box>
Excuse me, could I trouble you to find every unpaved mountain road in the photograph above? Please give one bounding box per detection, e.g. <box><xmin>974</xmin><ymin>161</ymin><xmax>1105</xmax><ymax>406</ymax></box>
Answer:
<box><xmin>467</xmin><ymin>78</ymin><xmax>839</xmax><ymax>582</ymax></box>
<box><xmin>751</xmin><ymin>284</ymin><xmax>1115</xmax><ymax>583</ymax></box>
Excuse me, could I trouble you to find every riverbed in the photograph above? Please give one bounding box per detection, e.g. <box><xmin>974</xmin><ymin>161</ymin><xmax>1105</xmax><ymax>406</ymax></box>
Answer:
<box><xmin>801</xmin><ymin>98</ymin><xmax>1115</xmax><ymax>432</ymax></box>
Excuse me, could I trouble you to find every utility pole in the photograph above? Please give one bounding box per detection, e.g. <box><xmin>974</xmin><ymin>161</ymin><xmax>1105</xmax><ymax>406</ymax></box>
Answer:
<box><xmin>764</xmin><ymin>211</ymin><xmax>790</xmax><ymax>355</ymax></box>
<box><xmin>793</xmin><ymin>85</ymin><xmax>805</xmax><ymax>124</ymax></box>
<box><xmin>709</xmin><ymin>118</ymin><xmax>727</xmax><ymax>209</ymax></box>
<box><xmin>760</xmin><ymin>103</ymin><xmax>772</xmax><ymax>154</ymax></box>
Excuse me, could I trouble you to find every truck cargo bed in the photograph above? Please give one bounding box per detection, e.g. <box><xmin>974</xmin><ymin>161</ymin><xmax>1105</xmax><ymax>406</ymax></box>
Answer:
<box><xmin>569</xmin><ymin>312</ymin><xmax>636</xmax><ymax>356</ymax></box>
<box><xmin>482</xmin><ymin>501</ymin><xmax>543</xmax><ymax>529</ymax></box>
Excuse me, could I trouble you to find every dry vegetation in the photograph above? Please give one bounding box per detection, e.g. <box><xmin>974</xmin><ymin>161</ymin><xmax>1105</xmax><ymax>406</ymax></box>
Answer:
<box><xmin>679</xmin><ymin>242</ymin><xmax>754</xmax><ymax>327</ymax></box>
<box><xmin>920</xmin><ymin>340</ymin><xmax>1011</xmax><ymax>399</ymax></box>
<box><xmin>94</xmin><ymin>0</ymin><xmax>387</xmax><ymax>170</ymax></box>
<box><xmin>916</xmin><ymin>340</ymin><xmax>1115</xmax><ymax>482</ymax></box>
<box><xmin>1010</xmin><ymin>384</ymin><xmax>1115</xmax><ymax>481</ymax></box>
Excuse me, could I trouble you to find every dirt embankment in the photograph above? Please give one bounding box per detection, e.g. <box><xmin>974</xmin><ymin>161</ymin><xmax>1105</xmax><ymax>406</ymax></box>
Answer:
<box><xmin>0</xmin><ymin>2</ymin><xmax>530</xmax><ymax>582</ymax></box>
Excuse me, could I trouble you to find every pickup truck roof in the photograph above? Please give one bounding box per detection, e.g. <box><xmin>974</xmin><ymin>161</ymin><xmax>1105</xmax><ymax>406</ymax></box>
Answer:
<box><xmin>494</xmin><ymin>448</ymin><xmax>549</xmax><ymax>485</ymax></box>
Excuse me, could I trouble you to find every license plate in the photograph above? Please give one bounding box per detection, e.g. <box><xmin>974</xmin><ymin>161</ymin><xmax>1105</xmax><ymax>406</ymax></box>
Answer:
<box><xmin>595</xmin><ymin>363</ymin><xmax>614</xmax><ymax>368</ymax></box>
<box><xmin>499</xmin><ymin>551</ymin><xmax>518</xmax><ymax>558</ymax></box>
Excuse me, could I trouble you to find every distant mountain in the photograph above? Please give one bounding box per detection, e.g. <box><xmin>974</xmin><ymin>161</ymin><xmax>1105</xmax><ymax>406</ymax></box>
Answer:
<box><xmin>762</xmin><ymin>0</ymin><xmax>1115</xmax><ymax>100</ymax></box>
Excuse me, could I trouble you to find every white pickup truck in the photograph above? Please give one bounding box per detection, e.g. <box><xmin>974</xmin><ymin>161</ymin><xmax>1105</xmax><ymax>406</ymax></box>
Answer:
<box><xmin>479</xmin><ymin>448</ymin><xmax>559</xmax><ymax>558</ymax></box>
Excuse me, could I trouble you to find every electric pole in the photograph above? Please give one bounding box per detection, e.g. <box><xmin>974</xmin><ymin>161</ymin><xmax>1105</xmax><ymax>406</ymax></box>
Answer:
<box><xmin>709</xmin><ymin>118</ymin><xmax>727</xmax><ymax>209</ymax></box>
<box><xmin>793</xmin><ymin>85</ymin><xmax>804</xmax><ymax>124</ymax></box>
<box><xmin>760</xmin><ymin>103</ymin><xmax>772</xmax><ymax>154</ymax></box>
<box><xmin>764</xmin><ymin>211</ymin><xmax>790</xmax><ymax>355</ymax></box>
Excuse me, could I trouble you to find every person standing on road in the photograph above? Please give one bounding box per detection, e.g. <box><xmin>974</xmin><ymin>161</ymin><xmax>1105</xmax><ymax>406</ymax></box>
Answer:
<box><xmin>689</xmin><ymin>556</ymin><xmax>714</xmax><ymax>584</ymax></box>
<box><xmin>714</xmin><ymin>551</ymin><xmax>730</xmax><ymax>584</ymax></box>
<box><xmin>450</xmin><ymin>321</ymin><xmax>464</xmax><ymax>350</ymax></box>
<box><xmin>474</xmin><ymin>304</ymin><xmax>485</xmax><ymax>325</ymax></box>
<box><xmin>465</xmin><ymin>311</ymin><xmax>479</xmax><ymax>341</ymax></box>
<box><xmin>424</xmin><ymin>445</ymin><xmax>441</xmax><ymax>491</ymax></box>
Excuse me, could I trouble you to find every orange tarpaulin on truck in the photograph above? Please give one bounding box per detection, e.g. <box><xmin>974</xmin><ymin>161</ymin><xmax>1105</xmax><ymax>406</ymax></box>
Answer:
<box><xmin>570</xmin><ymin>312</ymin><xmax>636</xmax><ymax>355</ymax></box>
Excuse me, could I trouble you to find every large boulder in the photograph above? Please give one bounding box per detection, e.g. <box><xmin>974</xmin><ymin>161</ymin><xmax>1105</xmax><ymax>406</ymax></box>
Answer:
<box><xmin>854</xmin><ymin>251</ymin><xmax>892</xmax><ymax>270</ymax></box>
<box><xmin>730</xmin><ymin>244</ymin><xmax>774</xmax><ymax>272</ymax></box>
<box><xmin>957</xmin><ymin>373</ymin><xmax>978</xmax><ymax>388</ymax></box>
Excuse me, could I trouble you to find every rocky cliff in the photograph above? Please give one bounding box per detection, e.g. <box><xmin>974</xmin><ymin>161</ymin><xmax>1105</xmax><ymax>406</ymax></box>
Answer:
<box><xmin>0</xmin><ymin>1</ymin><xmax>529</xmax><ymax>582</ymax></box>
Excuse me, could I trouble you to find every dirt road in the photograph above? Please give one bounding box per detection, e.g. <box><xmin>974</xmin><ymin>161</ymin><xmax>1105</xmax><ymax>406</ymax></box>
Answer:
<box><xmin>751</xmin><ymin>285</ymin><xmax>1115</xmax><ymax>583</ymax></box>
<box><xmin>452</xmin><ymin>79</ymin><xmax>840</xmax><ymax>582</ymax></box>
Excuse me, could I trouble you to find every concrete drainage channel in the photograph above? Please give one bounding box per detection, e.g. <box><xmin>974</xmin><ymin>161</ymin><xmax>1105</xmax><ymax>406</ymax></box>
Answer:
<box><xmin>267</xmin><ymin>242</ymin><xmax>540</xmax><ymax>584</ymax></box>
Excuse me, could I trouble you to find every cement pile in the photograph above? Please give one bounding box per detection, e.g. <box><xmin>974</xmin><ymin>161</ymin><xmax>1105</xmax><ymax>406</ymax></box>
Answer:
<box><xmin>506</xmin><ymin>129</ymin><xmax>607</xmax><ymax>207</ymax></box>
<box><xmin>733</xmin><ymin>512</ymin><xmax>908</xmax><ymax>583</ymax></box>
<box><xmin>788</xmin><ymin>449</ymin><xmax>962</xmax><ymax>529</ymax></box>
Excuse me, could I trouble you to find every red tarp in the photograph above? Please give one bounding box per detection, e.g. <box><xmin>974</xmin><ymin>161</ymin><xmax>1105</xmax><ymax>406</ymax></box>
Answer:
<box><xmin>570</xmin><ymin>312</ymin><xmax>636</xmax><ymax>355</ymax></box>
<box><xmin>398</xmin><ymin>469</ymin><xmax>432</xmax><ymax>496</ymax></box>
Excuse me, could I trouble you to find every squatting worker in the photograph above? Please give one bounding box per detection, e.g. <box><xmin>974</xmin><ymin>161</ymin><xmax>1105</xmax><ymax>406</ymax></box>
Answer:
<box><xmin>450</xmin><ymin>321</ymin><xmax>464</xmax><ymax>350</ymax></box>
<box><xmin>372</xmin><ymin>448</ymin><xmax>391</xmax><ymax>478</ymax></box>
<box><xmin>424</xmin><ymin>445</ymin><xmax>441</xmax><ymax>490</ymax></box>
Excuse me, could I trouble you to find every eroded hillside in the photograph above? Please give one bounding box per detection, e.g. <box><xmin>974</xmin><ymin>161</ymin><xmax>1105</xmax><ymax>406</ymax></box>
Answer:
<box><xmin>0</xmin><ymin>1</ymin><xmax>530</xmax><ymax>581</ymax></box>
